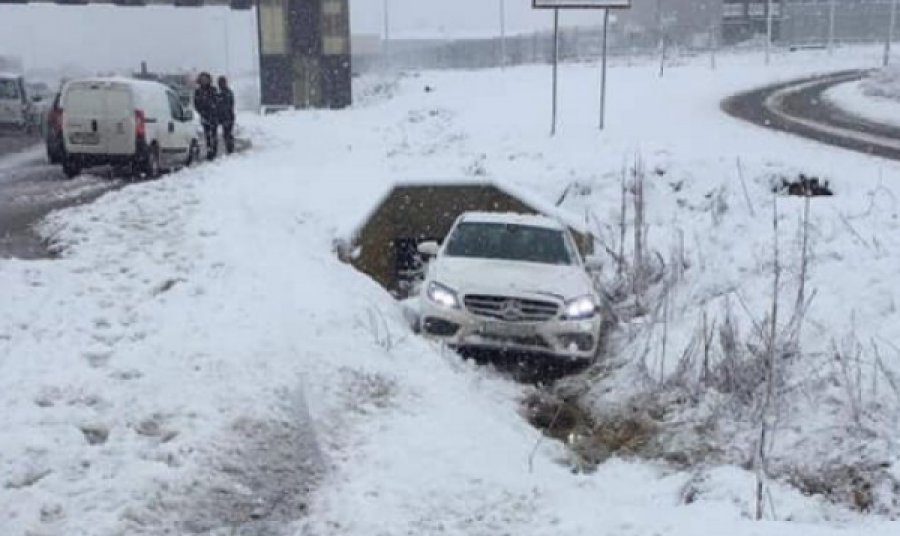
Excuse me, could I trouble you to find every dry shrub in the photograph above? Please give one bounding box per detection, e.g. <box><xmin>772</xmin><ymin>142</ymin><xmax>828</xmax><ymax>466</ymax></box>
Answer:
<box><xmin>576</xmin><ymin>413</ymin><xmax>657</xmax><ymax>464</ymax></box>
<box><xmin>522</xmin><ymin>392</ymin><xmax>590</xmax><ymax>442</ymax></box>
<box><xmin>786</xmin><ymin>463</ymin><xmax>900</xmax><ymax>515</ymax></box>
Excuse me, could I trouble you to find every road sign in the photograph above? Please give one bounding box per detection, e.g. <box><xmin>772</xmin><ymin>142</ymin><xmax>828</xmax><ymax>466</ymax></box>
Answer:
<box><xmin>533</xmin><ymin>0</ymin><xmax>630</xmax><ymax>9</ymax></box>
<box><xmin>533</xmin><ymin>0</ymin><xmax>631</xmax><ymax>134</ymax></box>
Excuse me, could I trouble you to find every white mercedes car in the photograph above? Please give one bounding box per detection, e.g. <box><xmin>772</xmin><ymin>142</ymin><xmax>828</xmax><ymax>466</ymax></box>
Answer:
<box><xmin>417</xmin><ymin>212</ymin><xmax>603</xmax><ymax>363</ymax></box>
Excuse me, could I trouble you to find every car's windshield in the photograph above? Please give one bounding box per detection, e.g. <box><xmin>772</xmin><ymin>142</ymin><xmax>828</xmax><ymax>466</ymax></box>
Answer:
<box><xmin>443</xmin><ymin>222</ymin><xmax>574</xmax><ymax>265</ymax></box>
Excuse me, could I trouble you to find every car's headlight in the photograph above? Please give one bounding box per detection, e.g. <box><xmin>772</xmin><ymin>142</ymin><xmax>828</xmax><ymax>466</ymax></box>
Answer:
<box><xmin>563</xmin><ymin>295</ymin><xmax>597</xmax><ymax>320</ymax></box>
<box><xmin>426</xmin><ymin>281</ymin><xmax>460</xmax><ymax>309</ymax></box>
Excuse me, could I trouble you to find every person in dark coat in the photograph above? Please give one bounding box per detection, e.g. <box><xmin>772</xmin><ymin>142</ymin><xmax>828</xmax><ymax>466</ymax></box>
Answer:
<box><xmin>216</xmin><ymin>76</ymin><xmax>236</xmax><ymax>155</ymax></box>
<box><xmin>193</xmin><ymin>72</ymin><xmax>218</xmax><ymax>160</ymax></box>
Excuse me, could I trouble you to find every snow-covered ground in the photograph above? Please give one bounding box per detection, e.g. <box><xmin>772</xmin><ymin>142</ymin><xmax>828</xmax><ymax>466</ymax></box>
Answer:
<box><xmin>861</xmin><ymin>65</ymin><xmax>900</xmax><ymax>101</ymax></box>
<box><xmin>824</xmin><ymin>78</ymin><xmax>900</xmax><ymax>128</ymax></box>
<box><xmin>2</xmin><ymin>47</ymin><xmax>900</xmax><ymax>536</ymax></box>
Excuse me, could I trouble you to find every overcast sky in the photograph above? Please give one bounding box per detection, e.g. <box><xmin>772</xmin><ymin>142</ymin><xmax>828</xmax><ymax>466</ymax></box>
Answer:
<box><xmin>0</xmin><ymin>2</ymin><xmax>600</xmax><ymax>75</ymax></box>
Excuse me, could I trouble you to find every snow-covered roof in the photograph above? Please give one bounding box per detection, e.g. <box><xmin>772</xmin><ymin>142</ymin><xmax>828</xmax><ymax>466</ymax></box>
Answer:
<box><xmin>63</xmin><ymin>76</ymin><xmax>169</xmax><ymax>93</ymax></box>
<box><xmin>350</xmin><ymin>178</ymin><xmax>591</xmax><ymax>239</ymax></box>
<box><xmin>459</xmin><ymin>211</ymin><xmax>566</xmax><ymax>231</ymax></box>
<box><xmin>0</xmin><ymin>72</ymin><xmax>23</xmax><ymax>79</ymax></box>
<box><xmin>492</xmin><ymin>180</ymin><xmax>590</xmax><ymax>236</ymax></box>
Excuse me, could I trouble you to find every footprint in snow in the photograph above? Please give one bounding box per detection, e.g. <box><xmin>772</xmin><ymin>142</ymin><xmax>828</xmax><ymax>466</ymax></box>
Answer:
<box><xmin>82</xmin><ymin>349</ymin><xmax>112</xmax><ymax>368</ymax></box>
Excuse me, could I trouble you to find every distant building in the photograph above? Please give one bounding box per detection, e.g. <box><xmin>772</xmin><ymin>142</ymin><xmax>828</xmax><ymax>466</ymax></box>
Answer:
<box><xmin>721</xmin><ymin>0</ymin><xmax>782</xmax><ymax>44</ymax></box>
<box><xmin>0</xmin><ymin>55</ymin><xmax>24</xmax><ymax>74</ymax></box>
<box><xmin>617</xmin><ymin>0</ymin><xmax>722</xmax><ymax>47</ymax></box>
<box><xmin>132</xmin><ymin>62</ymin><xmax>195</xmax><ymax>106</ymax></box>
<box><xmin>614</xmin><ymin>1</ymin><xmax>789</xmax><ymax>47</ymax></box>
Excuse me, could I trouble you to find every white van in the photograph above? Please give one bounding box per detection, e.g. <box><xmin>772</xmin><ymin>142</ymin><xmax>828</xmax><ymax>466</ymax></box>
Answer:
<box><xmin>0</xmin><ymin>73</ymin><xmax>29</xmax><ymax>129</ymax></box>
<box><xmin>60</xmin><ymin>77</ymin><xmax>201</xmax><ymax>179</ymax></box>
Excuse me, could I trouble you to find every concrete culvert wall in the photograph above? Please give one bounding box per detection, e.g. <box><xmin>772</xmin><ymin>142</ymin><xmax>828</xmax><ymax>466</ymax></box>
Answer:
<box><xmin>346</xmin><ymin>181</ymin><xmax>594</xmax><ymax>296</ymax></box>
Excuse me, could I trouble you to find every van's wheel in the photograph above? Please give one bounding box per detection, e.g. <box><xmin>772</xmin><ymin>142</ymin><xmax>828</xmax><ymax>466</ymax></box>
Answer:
<box><xmin>142</xmin><ymin>144</ymin><xmax>161</xmax><ymax>179</ymax></box>
<box><xmin>185</xmin><ymin>140</ymin><xmax>200</xmax><ymax>167</ymax></box>
<box><xmin>62</xmin><ymin>159</ymin><xmax>81</xmax><ymax>179</ymax></box>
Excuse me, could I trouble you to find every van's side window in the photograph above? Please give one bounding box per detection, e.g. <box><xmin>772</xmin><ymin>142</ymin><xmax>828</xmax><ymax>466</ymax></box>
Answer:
<box><xmin>0</xmin><ymin>79</ymin><xmax>20</xmax><ymax>100</ymax></box>
<box><xmin>167</xmin><ymin>91</ymin><xmax>184</xmax><ymax>121</ymax></box>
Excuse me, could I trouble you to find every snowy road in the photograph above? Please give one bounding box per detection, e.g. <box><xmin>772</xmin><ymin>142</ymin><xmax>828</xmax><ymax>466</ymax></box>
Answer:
<box><xmin>0</xmin><ymin>131</ymin><xmax>40</xmax><ymax>161</ymax></box>
<box><xmin>0</xmin><ymin>143</ymin><xmax>121</xmax><ymax>259</ymax></box>
<box><xmin>0</xmin><ymin>130</ymin><xmax>251</xmax><ymax>259</ymax></box>
<box><xmin>722</xmin><ymin>69</ymin><xmax>900</xmax><ymax>161</ymax></box>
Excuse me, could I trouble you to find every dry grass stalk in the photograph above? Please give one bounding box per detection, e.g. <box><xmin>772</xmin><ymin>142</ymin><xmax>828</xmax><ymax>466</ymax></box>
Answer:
<box><xmin>756</xmin><ymin>195</ymin><xmax>781</xmax><ymax>521</ymax></box>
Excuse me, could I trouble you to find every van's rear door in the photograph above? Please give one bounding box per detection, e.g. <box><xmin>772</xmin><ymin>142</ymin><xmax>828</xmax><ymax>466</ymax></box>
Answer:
<box><xmin>62</xmin><ymin>81</ymin><xmax>135</xmax><ymax>156</ymax></box>
<box><xmin>62</xmin><ymin>82</ymin><xmax>107</xmax><ymax>155</ymax></box>
<box><xmin>103</xmin><ymin>85</ymin><xmax>135</xmax><ymax>156</ymax></box>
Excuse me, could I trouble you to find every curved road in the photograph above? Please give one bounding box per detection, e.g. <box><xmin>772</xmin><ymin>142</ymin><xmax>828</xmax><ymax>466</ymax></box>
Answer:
<box><xmin>722</xmin><ymin>69</ymin><xmax>900</xmax><ymax>162</ymax></box>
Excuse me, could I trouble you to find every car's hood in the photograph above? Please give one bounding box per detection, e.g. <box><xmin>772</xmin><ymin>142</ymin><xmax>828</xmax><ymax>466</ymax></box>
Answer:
<box><xmin>431</xmin><ymin>257</ymin><xmax>593</xmax><ymax>301</ymax></box>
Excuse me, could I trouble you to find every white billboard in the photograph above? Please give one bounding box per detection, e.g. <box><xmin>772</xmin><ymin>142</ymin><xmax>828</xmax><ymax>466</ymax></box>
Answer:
<box><xmin>533</xmin><ymin>0</ymin><xmax>631</xmax><ymax>9</ymax></box>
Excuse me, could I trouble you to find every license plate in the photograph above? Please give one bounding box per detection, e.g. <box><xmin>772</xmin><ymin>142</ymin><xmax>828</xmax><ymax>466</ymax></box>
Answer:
<box><xmin>70</xmin><ymin>132</ymin><xmax>100</xmax><ymax>145</ymax></box>
<box><xmin>479</xmin><ymin>321</ymin><xmax>535</xmax><ymax>338</ymax></box>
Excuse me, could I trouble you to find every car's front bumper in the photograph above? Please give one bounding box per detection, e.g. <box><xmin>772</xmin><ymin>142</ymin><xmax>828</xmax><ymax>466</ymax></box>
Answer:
<box><xmin>420</xmin><ymin>298</ymin><xmax>602</xmax><ymax>361</ymax></box>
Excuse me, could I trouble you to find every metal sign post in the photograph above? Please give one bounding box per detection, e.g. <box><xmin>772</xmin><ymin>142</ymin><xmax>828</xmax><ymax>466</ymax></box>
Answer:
<box><xmin>599</xmin><ymin>8</ymin><xmax>610</xmax><ymax>130</ymax></box>
<box><xmin>886</xmin><ymin>0</ymin><xmax>899</xmax><ymax>67</ymax></box>
<box><xmin>533</xmin><ymin>0</ymin><xmax>631</xmax><ymax>136</ymax></box>
<box><xmin>765</xmin><ymin>0</ymin><xmax>773</xmax><ymax>65</ymax></box>
<box><xmin>551</xmin><ymin>8</ymin><xmax>560</xmax><ymax>136</ymax></box>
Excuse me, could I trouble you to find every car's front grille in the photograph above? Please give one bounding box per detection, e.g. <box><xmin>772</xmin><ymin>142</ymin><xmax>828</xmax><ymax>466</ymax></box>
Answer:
<box><xmin>464</xmin><ymin>294</ymin><xmax>559</xmax><ymax>322</ymax></box>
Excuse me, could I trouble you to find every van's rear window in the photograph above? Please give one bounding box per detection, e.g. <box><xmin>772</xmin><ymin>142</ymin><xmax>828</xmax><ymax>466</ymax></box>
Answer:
<box><xmin>64</xmin><ymin>88</ymin><xmax>106</xmax><ymax>115</ymax></box>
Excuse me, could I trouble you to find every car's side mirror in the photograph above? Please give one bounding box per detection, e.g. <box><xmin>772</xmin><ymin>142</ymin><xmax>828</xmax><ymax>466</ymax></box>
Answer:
<box><xmin>182</xmin><ymin>109</ymin><xmax>194</xmax><ymax>122</ymax></box>
<box><xmin>31</xmin><ymin>95</ymin><xmax>43</xmax><ymax>103</ymax></box>
<box><xmin>584</xmin><ymin>254</ymin><xmax>603</xmax><ymax>272</ymax></box>
<box><xmin>417</xmin><ymin>241</ymin><xmax>440</xmax><ymax>257</ymax></box>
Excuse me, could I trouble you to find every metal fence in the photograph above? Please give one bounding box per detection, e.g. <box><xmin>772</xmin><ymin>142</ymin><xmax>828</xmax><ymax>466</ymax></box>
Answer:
<box><xmin>354</xmin><ymin>23</ymin><xmax>724</xmax><ymax>74</ymax></box>
<box><xmin>781</xmin><ymin>0</ymin><xmax>896</xmax><ymax>47</ymax></box>
<box><xmin>351</xmin><ymin>1</ymin><xmax>900</xmax><ymax>74</ymax></box>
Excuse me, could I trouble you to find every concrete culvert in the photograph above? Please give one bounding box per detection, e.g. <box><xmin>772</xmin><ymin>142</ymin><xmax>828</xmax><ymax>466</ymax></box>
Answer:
<box><xmin>342</xmin><ymin>180</ymin><xmax>594</xmax><ymax>297</ymax></box>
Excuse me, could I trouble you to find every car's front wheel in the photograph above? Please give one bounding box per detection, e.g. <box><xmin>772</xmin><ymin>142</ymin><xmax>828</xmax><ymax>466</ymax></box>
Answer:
<box><xmin>134</xmin><ymin>144</ymin><xmax>161</xmax><ymax>180</ymax></box>
<box><xmin>62</xmin><ymin>158</ymin><xmax>81</xmax><ymax>179</ymax></box>
<box><xmin>185</xmin><ymin>140</ymin><xmax>200</xmax><ymax>167</ymax></box>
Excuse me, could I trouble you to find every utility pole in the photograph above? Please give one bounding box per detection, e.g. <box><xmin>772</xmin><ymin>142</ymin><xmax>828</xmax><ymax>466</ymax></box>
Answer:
<box><xmin>656</xmin><ymin>0</ymin><xmax>665</xmax><ymax>77</ymax></box>
<box><xmin>765</xmin><ymin>0</ymin><xmax>773</xmax><ymax>65</ymax></box>
<box><xmin>499</xmin><ymin>0</ymin><xmax>507</xmax><ymax>69</ymax></box>
<box><xmin>828</xmin><ymin>0</ymin><xmax>837</xmax><ymax>55</ymax></box>
<box><xmin>222</xmin><ymin>15</ymin><xmax>231</xmax><ymax>76</ymax></box>
<box><xmin>599</xmin><ymin>8</ymin><xmax>610</xmax><ymax>130</ymax></box>
<box><xmin>886</xmin><ymin>0</ymin><xmax>898</xmax><ymax>67</ymax></box>
<box><xmin>383</xmin><ymin>0</ymin><xmax>392</xmax><ymax>65</ymax></box>
<box><xmin>655</xmin><ymin>0</ymin><xmax>663</xmax><ymax>51</ymax></box>
<box><xmin>551</xmin><ymin>8</ymin><xmax>560</xmax><ymax>136</ymax></box>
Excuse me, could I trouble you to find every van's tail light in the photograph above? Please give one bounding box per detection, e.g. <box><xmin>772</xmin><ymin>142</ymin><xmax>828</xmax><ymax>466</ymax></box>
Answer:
<box><xmin>53</xmin><ymin>109</ymin><xmax>63</xmax><ymax>132</ymax></box>
<box><xmin>135</xmin><ymin>110</ymin><xmax>146</xmax><ymax>138</ymax></box>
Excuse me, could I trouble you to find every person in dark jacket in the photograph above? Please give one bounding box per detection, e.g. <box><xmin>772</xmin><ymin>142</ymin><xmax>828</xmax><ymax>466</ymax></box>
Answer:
<box><xmin>193</xmin><ymin>72</ymin><xmax>218</xmax><ymax>160</ymax></box>
<box><xmin>216</xmin><ymin>76</ymin><xmax>236</xmax><ymax>155</ymax></box>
